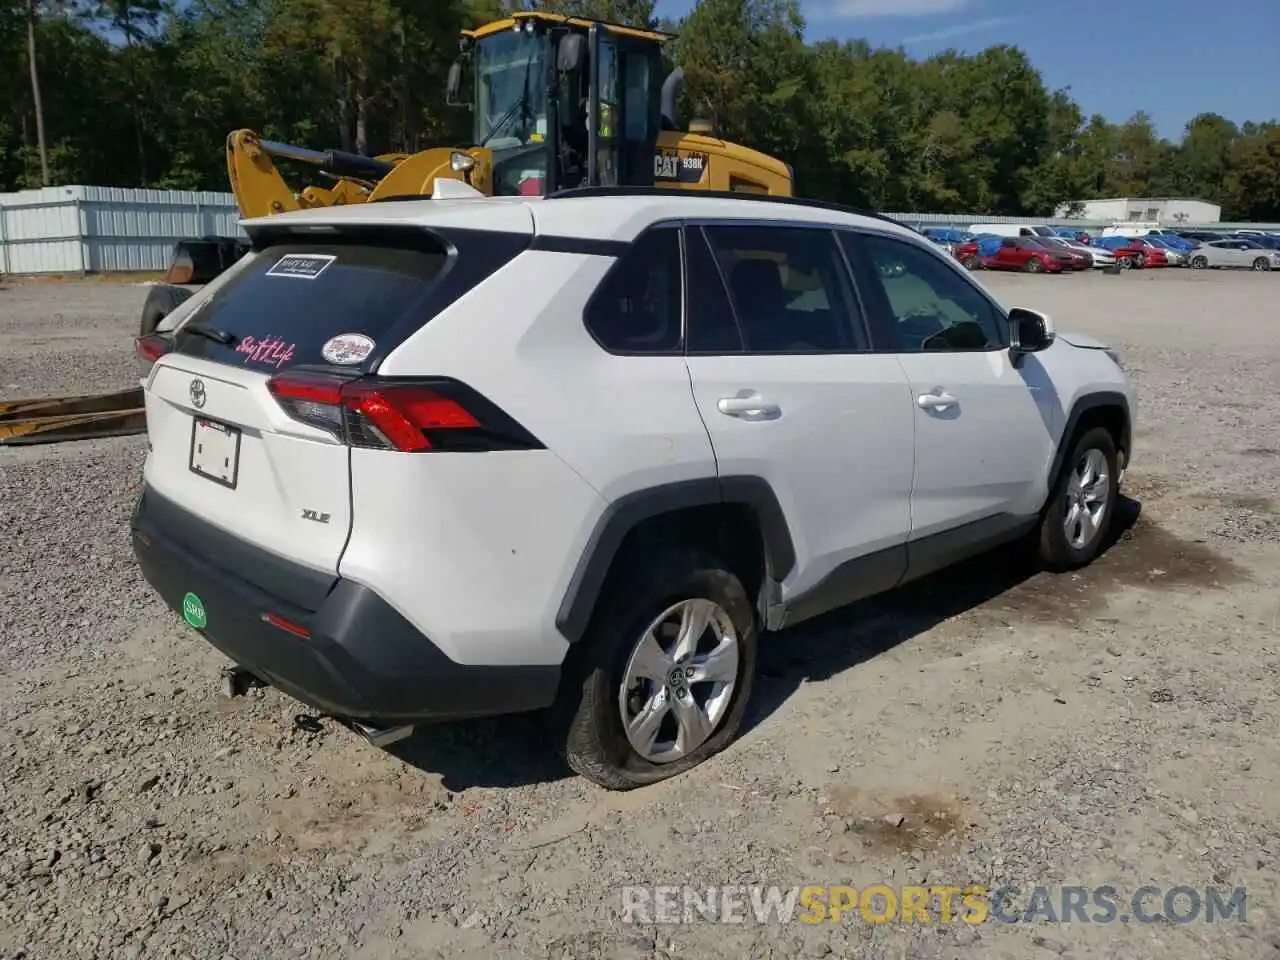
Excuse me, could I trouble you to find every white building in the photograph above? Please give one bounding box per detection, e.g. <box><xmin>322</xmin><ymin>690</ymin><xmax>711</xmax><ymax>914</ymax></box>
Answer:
<box><xmin>1055</xmin><ymin>197</ymin><xmax>1222</xmax><ymax>225</ymax></box>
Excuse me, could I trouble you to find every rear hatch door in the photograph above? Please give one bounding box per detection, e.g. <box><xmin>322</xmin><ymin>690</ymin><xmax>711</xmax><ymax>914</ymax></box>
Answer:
<box><xmin>141</xmin><ymin>229</ymin><xmax>457</xmax><ymax>600</ymax></box>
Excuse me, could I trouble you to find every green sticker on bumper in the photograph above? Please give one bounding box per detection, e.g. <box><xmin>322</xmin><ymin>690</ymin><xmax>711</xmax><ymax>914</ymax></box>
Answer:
<box><xmin>182</xmin><ymin>592</ymin><xmax>207</xmax><ymax>629</ymax></box>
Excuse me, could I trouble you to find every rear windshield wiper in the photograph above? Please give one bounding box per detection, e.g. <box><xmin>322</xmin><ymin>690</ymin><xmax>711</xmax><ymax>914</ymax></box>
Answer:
<box><xmin>183</xmin><ymin>323</ymin><xmax>236</xmax><ymax>346</ymax></box>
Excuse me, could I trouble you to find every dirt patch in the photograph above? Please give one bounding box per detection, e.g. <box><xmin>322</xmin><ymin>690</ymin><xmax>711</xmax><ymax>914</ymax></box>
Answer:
<box><xmin>823</xmin><ymin>790</ymin><xmax>969</xmax><ymax>854</ymax></box>
<box><xmin>1221</xmin><ymin>493</ymin><xmax>1276</xmax><ymax>514</ymax></box>
<box><xmin>1121</xmin><ymin>471</ymin><xmax>1171</xmax><ymax>502</ymax></box>
<box><xmin>1240</xmin><ymin>447</ymin><xmax>1280</xmax><ymax>457</ymax></box>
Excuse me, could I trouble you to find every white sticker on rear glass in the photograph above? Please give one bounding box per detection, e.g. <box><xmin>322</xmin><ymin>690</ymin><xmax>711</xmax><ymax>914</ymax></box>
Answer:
<box><xmin>266</xmin><ymin>253</ymin><xmax>337</xmax><ymax>280</ymax></box>
<box><xmin>321</xmin><ymin>333</ymin><xmax>375</xmax><ymax>365</ymax></box>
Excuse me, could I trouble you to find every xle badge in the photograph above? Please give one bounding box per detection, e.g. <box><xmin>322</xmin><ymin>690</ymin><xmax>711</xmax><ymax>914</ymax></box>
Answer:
<box><xmin>182</xmin><ymin>592</ymin><xmax>207</xmax><ymax>629</ymax></box>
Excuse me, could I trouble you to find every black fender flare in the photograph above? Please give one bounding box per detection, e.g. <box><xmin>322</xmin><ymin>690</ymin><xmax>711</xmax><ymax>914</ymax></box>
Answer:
<box><xmin>1046</xmin><ymin>391</ymin><xmax>1132</xmax><ymax>493</ymax></box>
<box><xmin>555</xmin><ymin>476</ymin><xmax>795</xmax><ymax>644</ymax></box>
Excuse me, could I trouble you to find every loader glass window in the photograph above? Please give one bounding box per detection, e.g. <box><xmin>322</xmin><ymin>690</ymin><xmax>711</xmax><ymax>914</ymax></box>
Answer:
<box><xmin>594</xmin><ymin>39</ymin><xmax>620</xmax><ymax>186</ymax></box>
<box><xmin>474</xmin><ymin>30</ymin><xmax>549</xmax><ymax>149</ymax></box>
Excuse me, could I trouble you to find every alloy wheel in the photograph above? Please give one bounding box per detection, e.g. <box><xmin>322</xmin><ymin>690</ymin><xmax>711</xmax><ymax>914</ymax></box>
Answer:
<box><xmin>618</xmin><ymin>598</ymin><xmax>740</xmax><ymax>764</ymax></box>
<box><xmin>1063</xmin><ymin>448</ymin><xmax>1111</xmax><ymax>550</ymax></box>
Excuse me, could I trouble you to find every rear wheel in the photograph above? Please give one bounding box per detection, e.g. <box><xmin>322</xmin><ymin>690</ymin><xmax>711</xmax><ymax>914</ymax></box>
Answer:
<box><xmin>1118</xmin><ymin>256</ymin><xmax>1133</xmax><ymax>270</ymax></box>
<box><xmin>963</xmin><ymin>255</ymin><xmax>981</xmax><ymax>270</ymax></box>
<box><xmin>1133</xmin><ymin>254</ymin><xmax>1146</xmax><ymax>269</ymax></box>
<box><xmin>1191</xmin><ymin>255</ymin><xmax>1208</xmax><ymax>269</ymax></box>
<box><xmin>552</xmin><ymin>547</ymin><xmax>758</xmax><ymax>790</ymax></box>
<box><xmin>1025</xmin><ymin>257</ymin><xmax>1045</xmax><ymax>273</ymax></box>
<box><xmin>1253</xmin><ymin>257</ymin><xmax>1271</xmax><ymax>272</ymax></box>
<box><xmin>1035</xmin><ymin>427</ymin><xmax>1119</xmax><ymax>571</ymax></box>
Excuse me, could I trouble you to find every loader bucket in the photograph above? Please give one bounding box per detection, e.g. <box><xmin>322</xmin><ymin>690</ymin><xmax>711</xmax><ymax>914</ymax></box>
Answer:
<box><xmin>163</xmin><ymin>238</ymin><xmax>250</xmax><ymax>285</ymax></box>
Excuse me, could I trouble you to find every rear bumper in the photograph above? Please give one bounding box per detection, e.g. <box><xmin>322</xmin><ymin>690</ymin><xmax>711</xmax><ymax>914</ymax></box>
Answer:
<box><xmin>130</xmin><ymin>486</ymin><xmax>561</xmax><ymax>724</ymax></box>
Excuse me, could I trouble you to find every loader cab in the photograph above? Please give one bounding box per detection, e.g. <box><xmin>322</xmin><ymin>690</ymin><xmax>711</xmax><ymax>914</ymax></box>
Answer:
<box><xmin>453</xmin><ymin>13</ymin><xmax>668</xmax><ymax>196</ymax></box>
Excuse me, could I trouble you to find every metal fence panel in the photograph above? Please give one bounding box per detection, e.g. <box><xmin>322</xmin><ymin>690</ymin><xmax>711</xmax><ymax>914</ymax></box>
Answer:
<box><xmin>0</xmin><ymin>185</ymin><xmax>241</xmax><ymax>275</ymax></box>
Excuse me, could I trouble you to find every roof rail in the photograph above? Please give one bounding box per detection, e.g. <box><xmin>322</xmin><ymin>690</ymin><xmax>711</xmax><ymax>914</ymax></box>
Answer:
<box><xmin>544</xmin><ymin>186</ymin><xmax>912</xmax><ymax>231</ymax></box>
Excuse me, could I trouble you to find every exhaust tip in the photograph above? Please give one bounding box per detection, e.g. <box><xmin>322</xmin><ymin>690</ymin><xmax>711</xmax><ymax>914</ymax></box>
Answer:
<box><xmin>350</xmin><ymin>721</ymin><xmax>415</xmax><ymax>748</ymax></box>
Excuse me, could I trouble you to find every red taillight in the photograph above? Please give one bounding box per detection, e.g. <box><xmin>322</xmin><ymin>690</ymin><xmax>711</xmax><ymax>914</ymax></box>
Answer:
<box><xmin>136</xmin><ymin>333</ymin><xmax>172</xmax><ymax>363</ymax></box>
<box><xmin>266</xmin><ymin>372</ymin><xmax>499</xmax><ymax>453</ymax></box>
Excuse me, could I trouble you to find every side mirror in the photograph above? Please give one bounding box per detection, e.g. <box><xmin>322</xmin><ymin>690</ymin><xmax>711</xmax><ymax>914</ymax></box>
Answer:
<box><xmin>446</xmin><ymin>60</ymin><xmax>464</xmax><ymax>106</ymax></box>
<box><xmin>558</xmin><ymin>33</ymin><xmax>585</xmax><ymax>73</ymax></box>
<box><xmin>1009</xmin><ymin>307</ymin><xmax>1055</xmax><ymax>358</ymax></box>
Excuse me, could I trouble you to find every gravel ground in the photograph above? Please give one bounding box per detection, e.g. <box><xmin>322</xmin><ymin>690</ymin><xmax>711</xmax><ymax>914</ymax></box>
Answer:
<box><xmin>2</xmin><ymin>270</ymin><xmax>1280</xmax><ymax>960</ymax></box>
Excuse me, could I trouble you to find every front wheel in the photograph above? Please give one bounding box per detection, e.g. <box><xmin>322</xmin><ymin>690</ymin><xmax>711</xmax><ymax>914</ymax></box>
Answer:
<box><xmin>1191</xmin><ymin>255</ymin><xmax>1208</xmax><ymax>269</ymax></box>
<box><xmin>1253</xmin><ymin>257</ymin><xmax>1271</xmax><ymax>272</ymax></box>
<box><xmin>963</xmin><ymin>255</ymin><xmax>981</xmax><ymax>271</ymax></box>
<box><xmin>1118</xmin><ymin>256</ymin><xmax>1133</xmax><ymax>270</ymax></box>
<box><xmin>1025</xmin><ymin>257</ymin><xmax>1045</xmax><ymax>273</ymax></box>
<box><xmin>1035</xmin><ymin>427</ymin><xmax>1119</xmax><ymax>571</ymax></box>
<box><xmin>551</xmin><ymin>547</ymin><xmax>758</xmax><ymax>790</ymax></box>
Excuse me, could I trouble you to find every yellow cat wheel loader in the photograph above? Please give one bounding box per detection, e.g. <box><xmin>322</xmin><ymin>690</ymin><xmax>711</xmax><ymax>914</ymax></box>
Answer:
<box><xmin>140</xmin><ymin>11</ymin><xmax>794</xmax><ymax>334</ymax></box>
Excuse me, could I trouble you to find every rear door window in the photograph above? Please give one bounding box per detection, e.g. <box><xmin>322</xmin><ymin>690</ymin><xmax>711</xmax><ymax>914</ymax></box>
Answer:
<box><xmin>172</xmin><ymin>237</ymin><xmax>449</xmax><ymax>372</ymax></box>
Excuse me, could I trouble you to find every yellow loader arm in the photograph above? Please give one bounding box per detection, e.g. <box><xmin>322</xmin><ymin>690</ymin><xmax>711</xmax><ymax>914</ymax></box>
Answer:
<box><xmin>225</xmin><ymin>129</ymin><xmax>422</xmax><ymax>219</ymax></box>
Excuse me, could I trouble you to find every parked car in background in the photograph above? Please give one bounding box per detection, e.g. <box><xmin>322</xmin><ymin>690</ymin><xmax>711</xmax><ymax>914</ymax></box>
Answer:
<box><xmin>1042</xmin><ymin>236</ymin><xmax>1115</xmax><ymax>269</ymax></box>
<box><xmin>1140</xmin><ymin>237</ymin><xmax>1188</xmax><ymax>266</ymax></box>
<box><xmin>1236</xmin><ymin>235</ymin><xmax>1280</xmax><ymax>251</ymax></box>
<box><xmin>1176</xmin><ymin>231</ymin><xmax>1220</xmax><ymax>243</ymax></box>
<box><xmin>984</xmin><ymin>237</ymin><xmax>1073</xmax><ymax>273</ymax></box>
<box><xmin>1189</xmin><ymin>239</ymin><xmax>1280</xmax><ymax>271</ymax></box>
<box><xmin>1154</xmin><ymin>234</ymin><xmax>1196</xmax><ymax>253</ymax></box>
<box><xmin>1094</xmin><ymin>236</ymin><xmax>1167</xmax><ymax>269</ymax></box>
<box><xmin>1052</xmin><ymin>228</ymin><xmax>1094</xmax><ymax>245</ymax></box>
<box><xmin>921</xmin><ymin>227</ymin><xmax>973</xmax><ymax>258</ymax></box>
<box><xmin>952</xmin><ymin>240</ymin><xmax>981</xmax><ymax>270</ymax></box>
<box><xmin>1025</xmin><ymin>237</ymin><xmax>1088</xmax><ymax>270</ymax></box>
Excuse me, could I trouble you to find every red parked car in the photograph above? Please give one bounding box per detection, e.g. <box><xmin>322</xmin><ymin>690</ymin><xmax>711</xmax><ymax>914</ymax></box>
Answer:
<box><xmin>1025</xmin><ymin>237</ymin><xmax>1089</xmax><ymax>270</ymax></box>
<box><xmin>981</xmin><ymin>237</ymin><xmax>1073</xmax><ymax>273</ymax></box>
<box><xmin>1096</xmin><ymin>236</ymin><xmax>1168</xmax><ymax>269</ymax></box>
<box><xmin>1131</xmin><ymin>238</ymin><xmax>1170</xmax><ymax>268</ymax></box>
<box><xmin>953</xmin><ymin>240</ymin><xmax>982</xmax><ymax>270</ymax></box>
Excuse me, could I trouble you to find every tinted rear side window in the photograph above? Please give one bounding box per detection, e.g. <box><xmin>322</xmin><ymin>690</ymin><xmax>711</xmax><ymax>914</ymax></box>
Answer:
<box><xmin>583</xmin><ymin>226</ymin><xmax>682</xmax><ymax>355</ymax></box>
<box><xmin>174</xmin><ymin>238</ymin><xmax>448</xmax><ymax>372</ymax></box>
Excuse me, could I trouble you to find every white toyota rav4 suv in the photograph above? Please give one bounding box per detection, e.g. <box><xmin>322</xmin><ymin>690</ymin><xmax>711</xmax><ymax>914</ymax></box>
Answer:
<box><xmin>131</xmin><ymin>187</ymin><xmax>1135</xmax><ymax>790</ymax></box>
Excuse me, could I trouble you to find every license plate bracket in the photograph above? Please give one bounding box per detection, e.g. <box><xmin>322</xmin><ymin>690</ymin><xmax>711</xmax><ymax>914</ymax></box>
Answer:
<box><xmin>189</xmin><ymin>416</ymin><xmax>241</xmax><ymax>489</ymax></box>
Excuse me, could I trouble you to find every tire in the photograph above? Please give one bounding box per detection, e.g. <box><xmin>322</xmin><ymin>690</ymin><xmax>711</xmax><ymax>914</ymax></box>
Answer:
<box><xmin>1191</xmin><ymin>255</ymin><xmax>1208</xmax><ymax>269</ymax></box>
<box><xmin>551</xmin><ymin>547</ymin><xmax>759</xmax><ymax>790</ymax></box>
<box><xmin>1118</xmin><ymin>256</ymin><xmax>1133</xmax><ymax>270</ymax></box>
<box><xmin>1133</xmin><ymin>254</ymin><xmax>1146</xmax><ymax>269</ymax></box>
<box><xmin>1252</xmin><ymin>257</ymin><xmax>1271</xmax><ymax>272</ymax></box>
<box><xmin>139</xmin><ymin>283</ymin><xmax>195</xmax><ymax>336</ymax></box>
<box><xmin>1025</xmin><ymin>257</ymin><xmax>1045</xmax><ymax>274</ymax></box>
<box><xmin>1035</xmin><ymin>426</ymin><xmax>1120</xmax><ymax>572</ymax></box>
<box><xmin>963</xmin><ymin>255</ymin><xmax>980</xmax><ymax>271</ymax></box>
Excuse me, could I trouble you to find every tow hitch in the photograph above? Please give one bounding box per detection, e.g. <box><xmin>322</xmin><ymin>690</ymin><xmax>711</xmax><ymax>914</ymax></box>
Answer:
<box><xmin>216</xmin><ymin>665</ymin><xmax>414</xmax><ymax>747</ymax></box>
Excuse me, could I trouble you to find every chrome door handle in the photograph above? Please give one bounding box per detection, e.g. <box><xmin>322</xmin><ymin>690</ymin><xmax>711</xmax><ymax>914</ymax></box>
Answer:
<box><xmin>718</xmin><ymin>396</ymin><xmax>780</xmax><ymax>418</ymax></box>
<box><xmin>917</xmin><ymin>392</ymin><xmax>957</xmax><ymax>410</ymax></box>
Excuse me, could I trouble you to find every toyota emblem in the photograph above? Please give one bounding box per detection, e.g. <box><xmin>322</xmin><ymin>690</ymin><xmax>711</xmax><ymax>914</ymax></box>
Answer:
<box><xmin>189</xmin><ymin>378</ymin><xmax>207</xmax><ymax>409</ymax></box>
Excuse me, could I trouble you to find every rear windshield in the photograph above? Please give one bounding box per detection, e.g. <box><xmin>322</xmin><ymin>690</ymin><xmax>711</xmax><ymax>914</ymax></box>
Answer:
<box><xmin>173</xmin><ymin>237</ymin><xmax>447</xmax><ymax>372</ymax></box>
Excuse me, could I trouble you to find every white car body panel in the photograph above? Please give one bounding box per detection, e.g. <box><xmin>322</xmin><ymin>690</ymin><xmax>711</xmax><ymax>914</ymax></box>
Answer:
<box><xmin>132</xmin><ymin>190</ymin><xmax>1137</xmax><ymax>720</ymax></box>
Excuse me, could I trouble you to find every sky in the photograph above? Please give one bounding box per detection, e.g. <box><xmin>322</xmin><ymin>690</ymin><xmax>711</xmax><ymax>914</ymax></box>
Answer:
<box><xmin>654</xmin><ymin>0</ymin><xmax>1279</xmax><ymax>140</ymax></box>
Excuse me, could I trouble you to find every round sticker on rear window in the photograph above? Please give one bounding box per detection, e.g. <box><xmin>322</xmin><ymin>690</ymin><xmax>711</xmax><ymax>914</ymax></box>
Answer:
<box><xmin>321</xmin><ymin>333</ymin><xmax>375</xmax><ymax>366</ymax></box>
